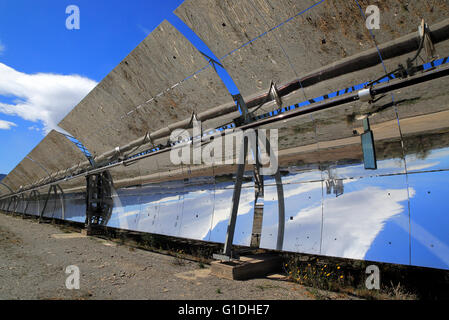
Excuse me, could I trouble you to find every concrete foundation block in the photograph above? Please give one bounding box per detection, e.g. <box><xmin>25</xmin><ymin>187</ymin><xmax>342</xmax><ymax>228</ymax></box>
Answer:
<box><xmin>211</xmin><ymin>254</ymin><xmax>282</xmax><ymax>280</ymax></box>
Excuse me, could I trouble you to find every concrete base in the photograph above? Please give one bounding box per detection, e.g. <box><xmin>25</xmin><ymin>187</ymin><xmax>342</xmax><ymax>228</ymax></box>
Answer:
<box><xmin>211</xmin><ymin>254</ymin><xmax>282</xmax><ymax>281</ymax></box>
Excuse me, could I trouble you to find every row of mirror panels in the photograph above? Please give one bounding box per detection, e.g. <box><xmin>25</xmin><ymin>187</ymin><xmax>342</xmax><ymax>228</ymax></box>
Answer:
<box><xmin>1</xmin><ymin>167</ymin><xmax>448</xmax><ymax>271</ymax></box>
<box><xmin>106</xmin><ymin>179</ymin><xmax>255</xmax><ymax>245</ymax></box>
<box><xmin>261</xmin><ymin>165</ymin><xmax>449</xmax><ymax>271</ymax></box>
<box><xmin>0</xmin><ymin>178</ymin><xmax>255</xmax><ymax>247</ymax></box>
<box><xmin>2</xmin><ymin>73</ymin><xmax>449</xmax><ymax>271</ymax></box>
<box><xmin>257</xmin><ymin>73</ymin><xmax>449</xmax><ymax>271</ymax></box>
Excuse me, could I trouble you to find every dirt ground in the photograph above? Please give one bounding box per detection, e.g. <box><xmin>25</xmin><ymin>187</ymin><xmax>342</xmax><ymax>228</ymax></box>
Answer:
<box><xmin>0</xmin><ymin>212</ymin><xmax>360</xmax><ymax>300</ymax></box>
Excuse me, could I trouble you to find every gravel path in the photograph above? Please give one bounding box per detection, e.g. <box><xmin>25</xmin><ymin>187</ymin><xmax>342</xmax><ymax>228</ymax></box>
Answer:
<box><xmin>0</xmin><ymin>212</ymin><xmax>354</xmax><ymax>300</ymax></box>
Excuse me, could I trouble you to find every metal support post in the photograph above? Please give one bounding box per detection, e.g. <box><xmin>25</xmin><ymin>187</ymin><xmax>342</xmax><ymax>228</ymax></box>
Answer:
<box><xmin>262</xmin><ymin>132</ymin><xmax>285</xmax><ymax>251</ymax></box>
<box><xmin>13</xmin><ymin>195</ymin><xmax>20</xmax><ymax>214</ymax></box>
<box><xmin>55</xmin><ymin>185</ymin><xmax>65</xmax><ymax>220</ymax></box>
<box><xmin>39</xmin><ymin>185</ymin><xmax>57</xmax><ymax>222</ymax></box>
<box><xmin>221</xmin><ymin>136</ymin><xmax>249</xmax><ymax>259</ymax></box>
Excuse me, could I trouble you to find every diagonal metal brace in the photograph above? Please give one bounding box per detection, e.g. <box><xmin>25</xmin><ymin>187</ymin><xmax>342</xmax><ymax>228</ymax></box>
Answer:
<box><xmin>38</xmin><ymin>185</ymin><xmax>63</xmax><ymax>222</ymax></box>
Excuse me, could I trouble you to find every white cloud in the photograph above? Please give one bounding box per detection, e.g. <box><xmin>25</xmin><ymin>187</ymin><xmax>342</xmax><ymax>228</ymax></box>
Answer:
<box><xmin>27</xmin><ymin>125</ymin><xmax>41</xmax><ymax>131</ymax></box>
<box><xmin>0</xmin><ymin>62</ymin><xmax>97</xmax><ymax>133</ymax></box>
<box><xmin>0</xmin><ymin>119</ymin><xmax>17</xmax><ymax>130</ymax></box>
<box><xmin>407</xmin><ymin>162</ymin><xmax>440</xmax><ymax>172</ymax></box>
<box><xmin>319</xmin><ymin>187</ymin><xmax>411</xmax><ymax>260</ymax></box>
<box><xmin>261</xmin><ymin>183</ymin><xmax>413</xmax><ymax>261</ymax></box>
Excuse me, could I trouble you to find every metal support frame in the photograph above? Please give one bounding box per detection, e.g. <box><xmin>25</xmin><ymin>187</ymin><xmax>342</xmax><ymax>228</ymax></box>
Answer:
<box><xmin>266</xmin><ymin>141</ymin><xmax>286</xmax><ymax>251</ymax></box>
<box><xmin>215</xmin><ymin>93</ymin><xmax>286</xmax><ymax>260</ymax></box>
<box><xmin>34</xmin><ymin>190</ymin><xmax>41</xmax><ymax>217</ymax></box>
<box><xmin>39</xmin><ymin>185</ymin><xmax>56</xmax><ymax>222</ymax></box>
<box><xmin>6</xmin><ymin>196</ymin><xmax>17</xmax><ymax>213</ymax></box>
<box><xmin>85</xmin><ymin>172</ymin><xmax>113</xmax><ymax>231</ymax></box>
<box><xmin>12</xmin><ymin>195</ymin><xmax>20</xmax><ymax>214</ymax></box>
<box><xmin>274</xmin><ymin>170</ymin><xmax>286</xmax><ymax>250</ymax></box>
<box><xmin>18</xmin><ymin>193</ymin><xmax>25</xmax><ymax>215</ymax></box>
<box><xmin>253</xmin><ymin>134</ymin><xmax>264</xmax><ymax>203</ymax></box>
<box><xmin>38</xmin><ymin>185</ymin><xmax>64</xmax><ymax>222</ymax></box>
<box><xmin>6</xmin><ymin>196</ymin><xmax>14</xmax><ymax>213</ymax></box>
<box><xmin>259</xmin><ymin>131</ymin><xmax>285</xmax><ymax>251</ymax></box>
<box><xmin>23</xmin><ymin>190</ymin><xmax>40</xmax><ymax>219</ymax></box>
<box><xmin>56</xmin><ymin>185</ymin><xmax>65</xmax><ymax>220</ymax></box>
<box><xmin>222</xmin><ymin>136</ymin><xmax>249</xmax><ymax>258</ymax></box>
<box><xmin>23</xmin><ymin>193</ymin><xmax>30</xmax><ymax>216</ymax></box>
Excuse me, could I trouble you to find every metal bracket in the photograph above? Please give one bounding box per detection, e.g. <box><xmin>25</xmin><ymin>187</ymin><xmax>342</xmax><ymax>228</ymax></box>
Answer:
<box><xmin>143</xmin><ymin>132</ymin><xmax>153</xmax><ymax>146</ymax></box>
<box><xmin>269</xmin><ymin>81</ymin><xmax>282</xmax><ymax>109</ymax></box>
<box><xmin>233</xmin><ymin>93</ymin><xmax>253</xmax><ymax>126</ymax></box>
<box><xmin>358</xmin><ymin>88</ymin><xmax>374</xmax><ymax>102</ymax></box>
<box><xmin>245</xmin><ymin>81</ymin><xmax>283</xmax><ymax>119</ymax></box>
<box><xmin>419</xmin><ymin>19</ymin><xmax>436</xmax><ymax>61</ymax></box>
<box><xmin>115</xmin><ymin>146</ymin><xmax>124</xmax><ymax>161</ymax></box>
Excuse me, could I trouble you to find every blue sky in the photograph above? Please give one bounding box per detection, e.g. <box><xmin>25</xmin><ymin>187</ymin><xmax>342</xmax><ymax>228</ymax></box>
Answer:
<box><xmin>0</xmin><ymin>0</ymin><xmax>238</xmax><ymax>174</ymax></box>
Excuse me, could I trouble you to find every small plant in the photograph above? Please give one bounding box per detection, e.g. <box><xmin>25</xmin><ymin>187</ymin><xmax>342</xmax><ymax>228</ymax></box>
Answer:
<box><xmin>385</xmin><ymin>281</ymin><xmax>418</xmax><ymax>300</ymax></box>
<box><xmin>198</xmin><ymin>262</ymin><xmax>205</xmax><ymax>269</ymax></box>
<box><xmin>216</xmin><ymin>288</ymin><xmax>222</xmax><ymax>294</ymax></box>
<box><xmin>284</xmin><ymin>258</ymin><xmax>347</xmax><ymax>291</ymax></box>
<box><xmin>282</xmin><ymin>256</ymin><xmax>420</xmax><ymax>300</ymax></box>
